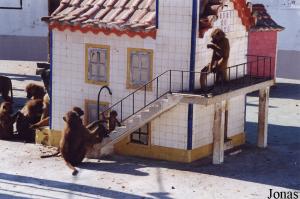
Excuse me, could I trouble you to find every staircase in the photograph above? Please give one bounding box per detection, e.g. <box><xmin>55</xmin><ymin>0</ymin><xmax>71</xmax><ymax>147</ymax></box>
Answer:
<box><xmin>104</xmin><ymin>94</ymin><xmax>183</xmax><ymax>146</ymax></box>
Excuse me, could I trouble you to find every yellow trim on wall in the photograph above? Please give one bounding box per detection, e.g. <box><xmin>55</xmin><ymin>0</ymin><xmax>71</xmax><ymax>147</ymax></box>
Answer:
<box><xmin>85</xmin><ymin>43</ymin><xmax>110</xmax><ymax>86</ymax></box>
<box><xmin>114</xmin><ymin>132</ymin><xmax>246</xmax><ymax>163</ymax></box>
<box><xmin>36</xmin><ymin>128</ymin><xmax>61</xmax><ymax>148</ymax></box>
<box><xmin>84</xmin><ymin>99</ymin><xmax>109</xmax><ymax>125</ymax></box>
<box><xmin>126</xmin><ymin>48</ymin><xmax>154</xmax><ymax>90</ymax></box>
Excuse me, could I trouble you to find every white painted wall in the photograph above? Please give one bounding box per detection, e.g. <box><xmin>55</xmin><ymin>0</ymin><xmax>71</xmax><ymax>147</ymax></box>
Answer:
<box><xmin>0</xmin><ymin>0</ymin><xmax>48</xmax><ymax>37</ymax></box>
<box><xmin>192</xmin><ymin>95</ymin><xmax>245</xmax><ymax>149</ymax></box>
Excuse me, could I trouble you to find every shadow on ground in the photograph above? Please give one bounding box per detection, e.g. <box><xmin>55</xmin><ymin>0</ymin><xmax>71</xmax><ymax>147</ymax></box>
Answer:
<box><xmin>0</xmin><ymin>173</ymin><xmax>151</xmax><ymax>199</ymax></box>
<box><xmin>0</xmin><ymin>72</ymin><xmax>41</xmax><ymax>82</ymax></box>
<box><xmin>248</xmin><ymin>82</ymin><xmax>300</xmax><ymax>100</ymax></box>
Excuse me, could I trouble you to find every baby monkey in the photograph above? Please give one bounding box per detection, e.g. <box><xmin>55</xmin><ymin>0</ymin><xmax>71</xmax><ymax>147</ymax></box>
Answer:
<box><xmin>102</xmin><ymin>110</ymin><xmax>121</xmax><ymax>133</ymax></box>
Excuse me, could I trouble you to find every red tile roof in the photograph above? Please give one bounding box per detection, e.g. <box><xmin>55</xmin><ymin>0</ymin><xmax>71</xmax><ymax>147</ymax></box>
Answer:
<box><xmin>199</xmin><ymin>0</ymin><xmax>253</xmax><ymax>38</ymax></box>
<box><xmin>43</xmin><ymin>0</ymin><xmax>156</xmax><ymax>38</ymax></box>
<box><xmin>250</xmin><ymin>4</ymin><xmax>284</xmax><ymax>32</ymax></box>
<box><xmin>198</xmin><ymin>1</ymin><xmax>283</xmax><ymax>37</ymax></box>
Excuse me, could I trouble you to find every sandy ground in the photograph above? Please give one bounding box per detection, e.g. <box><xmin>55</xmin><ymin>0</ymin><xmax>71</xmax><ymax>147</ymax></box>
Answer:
<box><xmin>0</xmin><ymin>60</ymin><xmax>299</xmax><ymax>199</ymax></box>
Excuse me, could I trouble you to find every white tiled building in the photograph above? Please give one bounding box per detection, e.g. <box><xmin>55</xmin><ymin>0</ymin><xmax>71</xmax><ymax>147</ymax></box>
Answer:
<box><xmin>45</xmin><ymin>0</ymin><xmax>272</xmax><ymax>162</ymax></box>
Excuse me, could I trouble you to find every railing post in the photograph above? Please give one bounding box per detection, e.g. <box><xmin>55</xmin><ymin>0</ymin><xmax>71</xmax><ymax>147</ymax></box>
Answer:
<box><xmin>269</xmin><ymin>57</ymin><xmax>272</xmax><ymax>79</ymax></box>
<box><xmin>132</xmin><ymin>93</ymin><xmax>135</xmax><ymax>114</ymax></box>
<box><xmin>156</xmin><ymin>77</ymin><xmax>159</xmax><ymax>99</ymax></box>
<box><xmin>181</xmin><ymin>71</ymin><xmax>184</xmax><ymax>92</ymax></box>
<box><xmin>97</xmin><ymin>86</ymin><xmax>112</xmax><ymax>121</ymax></box>
<box><xmin>263</xmin><ymin>57</ymin><xmax>266</xmax><ymax>77</ymax></box>
<box><xmin>120</xmin><ymin>100</ymin><xmax>123</xmax><ymax>122</ymax></box>
<box><xmin>169</xmin><ymin>70</ymin><xmax>172</xmax><ymax>92</ymax></box>
<box><xmin>144</xmin><ymin>85</ymin><xmax>147</xmax><ymax>107</ymax></box>
<box><xmin>243</xmin><ymin>63</ymin><xmax>246</xmax><ymax>85</ymax></box>
<box><xmin>236</xmin><ymin>65</ymin><xmax>238</xmax><ymax>80</ymax></box>
<box><xmin>205</xmin><ymin>71</ymin><xmax>208</xmax><ymax>88</ymax></box>
<box><xmin>257</xmin><ymin>56</ymin><xmax>259</xmax><ymax>77</ymax></box>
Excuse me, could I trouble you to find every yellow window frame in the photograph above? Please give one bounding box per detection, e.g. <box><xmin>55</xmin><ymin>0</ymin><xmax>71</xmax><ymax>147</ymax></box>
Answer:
<box><xmin>84</xmin><ymin>99</ymin><xmax>109</xmax><ymax>125</ymax></box>
<box><xmin>127</xmin><ymin>48</ymin><xmax>154</xmax><ymax>90</ymax></box>
<box><xmin>85</xmin><ymin>43</ymin><xmax>110</xmax><ymax>86</ymax></box>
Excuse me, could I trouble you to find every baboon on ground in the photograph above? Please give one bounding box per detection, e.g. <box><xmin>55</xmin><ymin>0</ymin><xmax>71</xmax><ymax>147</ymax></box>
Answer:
<box><xmin>16</xmin><ymin>99</ymin><xmax>44</xmax><ymax>142</ymax></box>
<box><xmin>31</xmin><ymin>94</ymin><xmax>50</xmax><ymax>129</ymax></box>
<box><xmin>60</xmin><ymin>108</ymin><xmax>106</xmax><ymax>175</ymax></box>
<box><xmin>0</xmin><ymin>102</ymin><xmax>18</xmax><ymax>140</ymax></box>
<box><xmin>25</xmin><ymin>83</ymin><xmax>45</xmax><ymax>100</ymax></box>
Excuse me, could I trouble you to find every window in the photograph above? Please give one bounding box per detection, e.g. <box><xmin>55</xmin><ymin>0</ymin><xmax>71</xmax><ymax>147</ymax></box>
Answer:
<box><xmin>130</xmin><ymin>124</ymin><xmax>150</xmax><ymax>145</ymax></box>
<box><xmin>84</xmin><ymin>100</ymin><xmax>109</xmax><ymax>125</ymax></box>
<box><xmin>85</xmin><ymin>44</ymin><xmax>110</xmax><ymax>85</ymax></box>
<box><xmin>127</xmin><ymin>48</ymin><xmax>153</xmax><ymax>89</ymax></box>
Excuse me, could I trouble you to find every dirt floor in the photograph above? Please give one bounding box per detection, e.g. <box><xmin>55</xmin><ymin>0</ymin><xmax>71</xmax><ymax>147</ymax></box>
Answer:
<box><xmin>0</xmin><ymin>60</ymin><xmax>299</xmax><ymax>199</ymax></box>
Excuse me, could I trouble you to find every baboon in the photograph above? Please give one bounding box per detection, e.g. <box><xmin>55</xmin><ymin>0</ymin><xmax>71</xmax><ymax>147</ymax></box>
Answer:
<box><xmin>31</xmin><ymin>94</ymin><xmax>50</xmax><ymax>129</ymax></box>
<box><xmin>200</xmin><ymin>28</ymin><xmax>230</xmax><ymax>89</ymax></box>
<box><xmin>25</xmin><ymin>83</ymin><xmax>45</xmax><ymax>100</ymax></box>
<box><xmin>0</xmin><ymin>102</ymin><xmax>18</xmax><ymax>140</ymax></box>
<box><xmin>0</xmin><ymin>76</ymin><xmax>13</xmax><ymax>102</ymax></box>
<box><xmin>102</xmin><ymin>110</ymin><xmax>121</xmax><ymax>133</ymax></box>
<box><xmin>60</xmin><ymin>108</ymin><xmax>104</xmax><ymax>175</ymax></box>
<box><xmin>16</xmin><ymin>99</ymin><xmax>44</xmax><ymax>142</ymax></box>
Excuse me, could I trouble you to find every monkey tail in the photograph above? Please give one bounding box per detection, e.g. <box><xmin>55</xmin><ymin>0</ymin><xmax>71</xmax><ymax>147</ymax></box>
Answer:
<box><xmin>40</xmin><ymin>151</ymin><xmax>60</xmax><ymax>158</ymax></box>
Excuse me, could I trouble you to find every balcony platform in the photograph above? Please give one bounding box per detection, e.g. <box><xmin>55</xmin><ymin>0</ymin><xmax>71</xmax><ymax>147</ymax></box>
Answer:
<box><xmin>173</xmin><ymin>75</ymin><xmax>274</xmax><ymax>105</ymax></box>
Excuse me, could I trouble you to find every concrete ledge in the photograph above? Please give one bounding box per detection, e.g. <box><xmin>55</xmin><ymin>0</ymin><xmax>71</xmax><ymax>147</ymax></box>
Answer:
<box><xmin>176</xmin><ymin>79</ymin><xmax>274</xmax><ymax>105</ymax></box>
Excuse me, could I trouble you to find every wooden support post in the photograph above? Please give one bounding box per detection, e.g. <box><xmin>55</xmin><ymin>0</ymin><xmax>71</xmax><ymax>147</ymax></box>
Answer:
<box><xmin>257</xmin><ymin>87</ymin><xmax>270</xmax><ymax>148</ymax></box>
<box><xmin>213</xmin><ymin>101</ymin><xmax>225</xmax><ymax>164</ymax></box>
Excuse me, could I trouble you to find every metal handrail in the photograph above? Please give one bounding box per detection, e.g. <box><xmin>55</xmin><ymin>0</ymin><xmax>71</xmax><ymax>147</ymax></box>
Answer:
<box><xmin>100</xmin><ymin>55</ymin><xmax>273</xmax><ymax>123</ymax></box>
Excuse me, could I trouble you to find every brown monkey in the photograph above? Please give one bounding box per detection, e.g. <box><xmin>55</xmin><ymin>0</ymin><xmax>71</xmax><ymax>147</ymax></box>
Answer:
<box><xmin>0</xmin><ymin>76</ymin><xmax>13</xmax><ymax>102</ymax></box>
<box><xmin>41</xmin><ymin>107</ymin><xmax>106</xmax><ymax>159</ymax></box>
<box><xmin>0</xmin><ymin>102</ymin><xmax>18</xmax><ymax>140</ymax></box>
<box><xmin>200</xmin><ymin>28</ymin><xmax>230</xmax><ymax>89</ymax></box>
<box><xmin>31</xmin><ymin>94</ymin><xmax>50</xmax><ymax>129</ymax></box>
<box><xmin>16</xmin><ymin>99</ymin><xmax>44</xmax><ymax>142</ymax></box>
<box><xmin>60</xmin><ymin>108</ymin><xmax>104</xmax><ymax>175</ymax></box>
<box><xmin>102</xmin><ymin>110</ymin><xmax>121</xmax><ymax>133</ymax></box>
<box><xmin>25</xmin><ymin>83</ymin><xmax>45</xmax><ymax>100</ymax></box>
